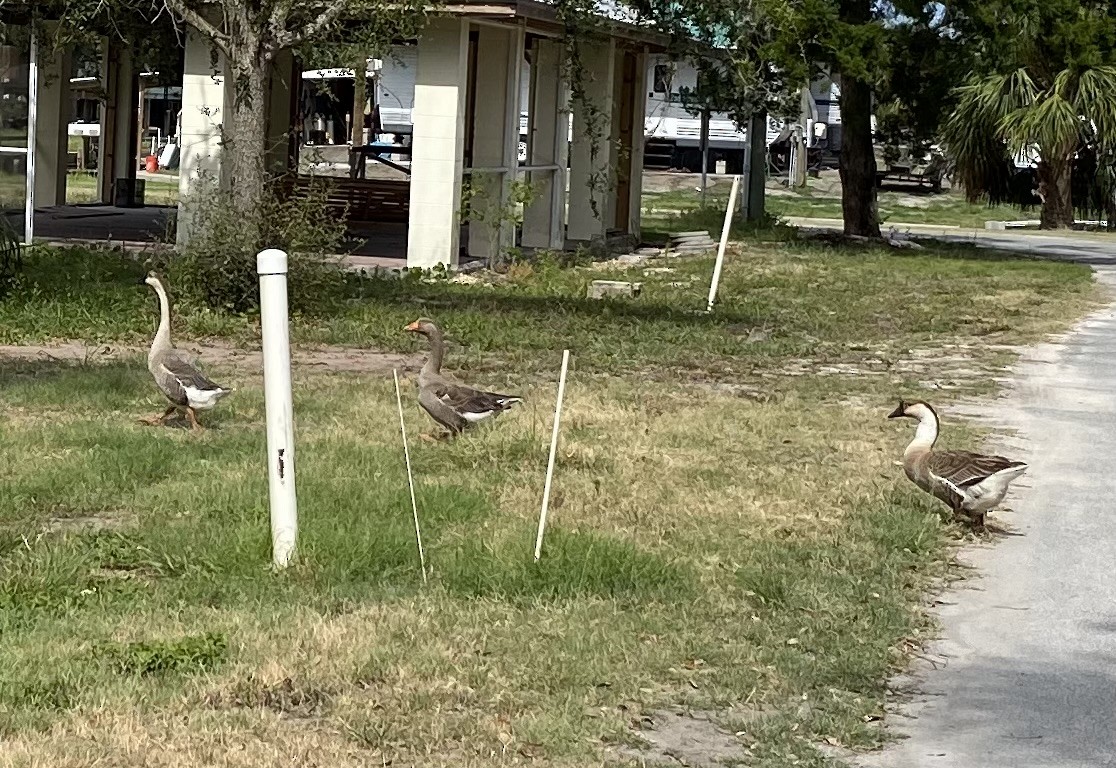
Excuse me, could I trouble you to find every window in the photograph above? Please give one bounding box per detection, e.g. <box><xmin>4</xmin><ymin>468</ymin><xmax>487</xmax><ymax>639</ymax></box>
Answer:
<box><xmin>652</xmin><ymin>64</ymin><xmax>672</xmax><ymax>94</ymax></box>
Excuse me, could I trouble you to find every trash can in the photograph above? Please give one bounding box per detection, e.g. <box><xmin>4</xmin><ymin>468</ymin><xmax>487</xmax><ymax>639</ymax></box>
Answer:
<box><xmin>114</xmin><ymin>178</ymin><xmax>146</xmax><ymax>208</ymax></box>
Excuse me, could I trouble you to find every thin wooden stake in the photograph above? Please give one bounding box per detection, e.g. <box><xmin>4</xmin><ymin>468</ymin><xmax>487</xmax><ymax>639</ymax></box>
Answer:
<box><xmin>394</xmin><ymin>369</ymin><xmax>427</xmax><ymax>584</ymax></box>
<box><xmin>534</xmin><ymin>349</ymin><xmax>571</xmax><ymax>562</ymax></box>
<box><xmin>706</xmin><ymin>174</ymin><xmax>742</xmax><ymax>313</ymax></box>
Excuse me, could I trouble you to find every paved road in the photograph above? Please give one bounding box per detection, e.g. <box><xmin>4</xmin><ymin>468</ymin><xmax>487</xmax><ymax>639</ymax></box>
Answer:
<box><xmin>855</xmin><ymin>230</ymin><xmax>1116</xmax><ymax>768</ymax></box>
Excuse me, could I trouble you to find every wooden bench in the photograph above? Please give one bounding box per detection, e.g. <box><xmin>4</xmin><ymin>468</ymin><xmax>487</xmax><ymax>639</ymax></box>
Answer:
<box><xmin>875</xmin><ymin>156</ymin><xmax>947</xmax><ymax>193</ymax></box>
<box><xmin>274</xmin><ymin>176</ymin><xmax>411</xmax><ymax>224</ymax></box>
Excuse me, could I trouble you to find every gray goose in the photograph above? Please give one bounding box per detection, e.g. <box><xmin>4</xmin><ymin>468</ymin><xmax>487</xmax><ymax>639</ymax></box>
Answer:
<box><xmin>141</xmin><ymin>272</ymin><xmax>232</xmax><ymax>430</ymax></box>
<box><xmin>404</xmin><ymin>318</ymin><xmax>521</xmax><ymax>436</ymax></box>
<box><xmin>889</xmin><ymin>399</ymin><xmax>1027</xmax><ymax>529</ymax></box>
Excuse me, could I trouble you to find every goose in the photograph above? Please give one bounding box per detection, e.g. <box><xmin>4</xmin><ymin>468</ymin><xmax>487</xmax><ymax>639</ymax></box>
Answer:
<box><xmin>404</xmin><ymin>318</ymin><xmax>521</xmax><ymax>436</ymax></box>
<box><xmin>889</xmin><ymin>399</ymin><xmax>1027</xmax><ymax>529</ymax></box>
<box><xmin>140</xmin><ymin>272</ymin><xmax>232</xmax><ymax>430</ymax></box>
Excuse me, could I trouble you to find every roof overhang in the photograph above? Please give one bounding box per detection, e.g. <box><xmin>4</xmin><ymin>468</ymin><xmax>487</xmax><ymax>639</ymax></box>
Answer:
<box><xmin>436</xmin><ymin>0</ymin><xmax>676</xmax><ymax>51</ymax></box>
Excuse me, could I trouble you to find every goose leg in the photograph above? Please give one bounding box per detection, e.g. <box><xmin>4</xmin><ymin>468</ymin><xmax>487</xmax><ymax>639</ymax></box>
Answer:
<box><xmin>140</xmin><ymin>405</ymin><xmax>178</xmax><ymax>426</ymax></box>
<box><xmin>185</xmin><ymin>407</ymin><xmax>204</xmax><ymax>432</ymax></box>
<box><xmin>971</xmin><ymin>511</ymin><xmax>987</xmax><ymax>531</ymax></box>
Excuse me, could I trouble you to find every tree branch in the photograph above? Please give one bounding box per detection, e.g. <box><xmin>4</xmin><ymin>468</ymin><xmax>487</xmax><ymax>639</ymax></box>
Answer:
<box><xmin>274</xmin><ymin>2</ymin><xmax>348</xmax><ymax>49</ymax></box>
<box><xmin>162</xmin><ymin>0</ymin><xmax>230</xmax><ymax>50</ymax></box>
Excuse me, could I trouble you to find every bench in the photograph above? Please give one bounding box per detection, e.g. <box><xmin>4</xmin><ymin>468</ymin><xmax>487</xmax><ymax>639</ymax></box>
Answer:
<box><xmin>274</xmin><ymin>176</ymin><xmax>410</xmax><ymax>224</ymax></box>
<box><xmin>875</xmin><ymin>156</ymin><xmax>947</xmax><ymax>193</ymax></box>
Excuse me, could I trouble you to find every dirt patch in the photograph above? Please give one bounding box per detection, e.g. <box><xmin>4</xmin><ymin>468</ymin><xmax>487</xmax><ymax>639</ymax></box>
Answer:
<box><xmin>615</xmin><ymin>708</ymin><xmax>749</xmax><ymax>767</ymax></box>
<box><xmin>0</xmin><ymin>341</ymin><xmax>421</xmax><ymax>376</ymax></box>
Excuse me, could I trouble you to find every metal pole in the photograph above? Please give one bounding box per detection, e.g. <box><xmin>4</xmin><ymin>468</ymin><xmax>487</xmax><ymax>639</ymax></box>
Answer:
<box><xmin>257</xmin><ymin>248</ymin><xmax>298</xmax><ymax>569</ymax></box>
<box><xmin>24</xmin><ymin>29</ymin><xmax>38</xmax><ymax>245</ymax></box>
<box><xmin>699</xmin><ymin>107</ymin><xmax>710</xmax><ymax>207</ymax></box>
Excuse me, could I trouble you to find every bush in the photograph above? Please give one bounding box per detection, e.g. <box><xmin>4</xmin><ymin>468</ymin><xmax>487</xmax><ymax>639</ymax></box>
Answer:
<box><xmin>0</xmin><ymin>214</ymin><xmax>23</xmax><ymax>299</ymax></box>
<box><xmin>159</xmin><ymin>176</ymin><xmax>349</xmax><ymax>314</ymax></box>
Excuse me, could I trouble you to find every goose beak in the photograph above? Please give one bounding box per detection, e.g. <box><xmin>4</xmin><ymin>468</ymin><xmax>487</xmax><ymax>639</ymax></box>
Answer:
<box><xmin>887</xmin><ymin>403</ymin><xmax>906</xmax><ymax>419</ymax></box>
<box><xmin>403</xmin><ymin>321</ymin><xmax>420</xmax><ymax>333</ymax></box>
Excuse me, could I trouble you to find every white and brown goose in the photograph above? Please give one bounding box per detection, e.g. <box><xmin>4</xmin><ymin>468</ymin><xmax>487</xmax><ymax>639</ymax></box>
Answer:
<box><xmin>141</xmin><ymin>272</ymin><xmax>232</xmax><ymax>430</ymax></box>
<box><xmin>404</xmin><ymin>317</ymin><xmax>521</xmax><ymax>436</ymax></box>
<box><xmin>888</xmin><ymin>399</ymin><xmax>1027</xmax><ymax>528</ymax></box>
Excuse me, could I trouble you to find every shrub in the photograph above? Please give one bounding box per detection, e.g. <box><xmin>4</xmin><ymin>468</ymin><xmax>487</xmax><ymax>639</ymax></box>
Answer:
<box><xmin>0</xmin><ymin>214</ymin><xmax>23</xmax><ymax>299</ymax></box>
<box><xmin>159</xmin><ymin>175</ymin><xmax>348</xmax><ymax>314</ymax></box>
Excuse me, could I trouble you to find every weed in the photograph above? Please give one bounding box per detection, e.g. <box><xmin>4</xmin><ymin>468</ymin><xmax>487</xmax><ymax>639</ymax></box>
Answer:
<box><xmin>94</xmin><ymin>632</ymin><xmax>228</xmax><ymax>676</ymax></box>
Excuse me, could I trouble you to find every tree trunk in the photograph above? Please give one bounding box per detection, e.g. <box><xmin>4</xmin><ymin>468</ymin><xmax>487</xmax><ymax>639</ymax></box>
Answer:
<box><xmin>350</xmin><ymin>54</ymin><xmax>368</xmax><ymax>178</ymax></box>
<box><xmin>837</xmin><ymin>71</ymin><xmax>880</xmax><ymax>237</ymax></box>
<box><xmin>227</xmin><ymin>53</ymin><xmax>270</xmax><ymax>251</ymax></box>
<box><xmin>352</xmin><ymin>55</ymin><xmax>367</xmax><ymax>147</ymax></box>
<box><xmin>1036</xmin><ymin>154</ymin><xmax>1074</xmax><ymax>229</ymax></box>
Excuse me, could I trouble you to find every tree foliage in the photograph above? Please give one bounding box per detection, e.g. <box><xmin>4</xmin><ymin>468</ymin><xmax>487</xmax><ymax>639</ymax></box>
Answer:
<box><xmin>941</xmin><ymin>0</ymin><xmax>1116</xmax><ymax>228</ymax></box>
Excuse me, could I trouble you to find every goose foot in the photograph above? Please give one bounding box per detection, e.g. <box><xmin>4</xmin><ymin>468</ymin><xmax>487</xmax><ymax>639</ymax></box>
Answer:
<box><xmin>418</xmin><ymin>431</ymin><xmax>454</xmax><ymax>443</ymax></box>
<box><xmin>139</xmin><ymin>406</ymin><xmax>178</xmax><ymax>426</ymax></box>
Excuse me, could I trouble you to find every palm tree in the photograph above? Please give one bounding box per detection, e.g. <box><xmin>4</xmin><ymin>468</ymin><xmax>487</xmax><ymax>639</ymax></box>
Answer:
<box><xmin>943</xmin><ymin>66</ymin><xmax>1116</xmax><ymax>229</ymax></box>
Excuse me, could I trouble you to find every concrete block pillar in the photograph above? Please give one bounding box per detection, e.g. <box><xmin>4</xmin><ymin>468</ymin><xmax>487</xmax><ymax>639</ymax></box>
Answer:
<box><xmin>466</xmin><ymin>25</ymin><xmax>525</xmax><ymax>261</ymax></box>
<box><xmin>265</xmin><ymin>49</ymin><xmax>297</xmax><ymax>175</ymax></box>
<box><xmin>32</xmin><ymin>45</ymin><xmax>71</xmax><ymax>207</ymax></box>
<box><xmin>522</xmin><ymin>39</ymin><xmax>569</xmax><ymax>250</ymax></box>
<box><xmin>177</xmin><ymin>26</ymin><xmax>232</xmax><ymax>247</ymax></box>
<box><xmin>406</xmin><ymin>17</ymin><xmax>469</xmax><ymax>269</ymax></box>
<box><xmin>567</xmin><ymin>37</ymin><xmax>616</xmax><ymax>243</ymax></box>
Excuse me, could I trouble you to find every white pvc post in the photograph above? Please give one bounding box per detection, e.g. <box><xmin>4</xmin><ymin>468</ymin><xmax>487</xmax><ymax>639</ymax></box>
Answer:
<box><xmin>534</xmin><ymin>349</ymin><xmax>571</xmax><ymax>562</ymax></box>
<box><xmin>257</xmin><ymin>249</ymin><xmax>298</xmax><ymax>568</ymax></box>
<box><xmin>706</xmin><ymin>174</ymin><xmax>742</xmax><ymax>314</ymax></box>
<box><xmin>24</xmin><ymin>29</ymin><xmax>37</xmax><ymax>245</ymax></box>
<box><xmin>393</xmin><ymin>368</ymin><xmax>427</xmax><ymax>583</ymax></box>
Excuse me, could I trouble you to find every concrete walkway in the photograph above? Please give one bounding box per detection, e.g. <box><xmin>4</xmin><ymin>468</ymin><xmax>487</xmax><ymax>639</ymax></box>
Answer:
<box><xmin>853</xmin><ymin>229</ymin><xmax>1116</xmax><ymax>767</ymax></box>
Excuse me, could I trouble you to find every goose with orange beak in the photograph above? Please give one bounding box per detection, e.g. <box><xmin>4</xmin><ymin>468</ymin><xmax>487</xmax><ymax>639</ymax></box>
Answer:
<box><xmin>404</xmin><ymin>318</ymin><xmax>522</xmax><ymax>436</ymax></box>
<box><xmin>889</xmin><ymin>399</ymin><xmax>1028</xmax><ymax>529</ymax></box>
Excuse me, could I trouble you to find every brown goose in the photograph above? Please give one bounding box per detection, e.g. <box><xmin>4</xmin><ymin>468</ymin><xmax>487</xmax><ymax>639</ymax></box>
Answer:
<box><xmin>141</xmin><ymin>272</ymin><xmax>232</xmax><ymax>430</ymax></box>
<box><xmin>889</xmin><ymin>399</ymin><xmax>1027</xmax><ymax>528</ymax></box>
<box><xmin>404</xmin><ymin>318</ymin><xmax>521</xmax><ymax>436</ymax></box>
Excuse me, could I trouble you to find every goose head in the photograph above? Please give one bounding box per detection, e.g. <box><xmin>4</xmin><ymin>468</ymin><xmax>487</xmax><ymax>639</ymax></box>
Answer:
<box><xmin>404</xmin><ymin>317</ymin><xmax>441</xmax><ymax>337</ymax></box>
<box><xmin>888</xmin><ymin>399</ymin><xmax>938</xmax><ymax>423</ymax></box>
<box><xmin>140</xmin><ymin>270</ymin><xmax>165</xmax><ymax>291</ymax></box>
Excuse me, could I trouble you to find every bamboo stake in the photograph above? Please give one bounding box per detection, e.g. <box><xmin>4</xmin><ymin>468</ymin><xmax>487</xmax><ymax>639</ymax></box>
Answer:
<box><xmin>706</xmin><ymin>174</ymin><xmax>742</xmax><ymax>313</ymax></box>
<box><xmin>393</xmin><ymin>369</ymin><xmax>427</xmax><ymax>583</ymax></box>
<box><xmin>534</xmin><ymin>349</ymin><xmax>571</xmax><ymax>562</ymax></box>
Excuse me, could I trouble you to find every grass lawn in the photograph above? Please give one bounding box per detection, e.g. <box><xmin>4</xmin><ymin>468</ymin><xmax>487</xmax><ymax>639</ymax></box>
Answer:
<box><xmin>0</xmin><ymin>171</ymin><xmax>180</xmax><ymax>210</ymax></box>
<box><xmin>642</xmin><ymin>178</ymin><xmax>1029</xmax><ymax>231</ymax></box>
<box><xmin>0</xmin><ymin>238</ymin><xmax>1097</xmax><ymax>766</ymax></box>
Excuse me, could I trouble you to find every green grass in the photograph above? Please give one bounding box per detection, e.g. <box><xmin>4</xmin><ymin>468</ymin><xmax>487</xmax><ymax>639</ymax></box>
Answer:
<box><xmin>642</xmin><ymin>178</ymin><xmax>1030</xmax><ymax>230</ymax></box>
<box><xmin>0</xmin><ymin>240</ymin><xmax>1097</xmax><ymax>766</ymax></box>
<box><xmin>0</xmin><ymin>170</ymin><xmax>179</xmax><ymax>210</ymax></box>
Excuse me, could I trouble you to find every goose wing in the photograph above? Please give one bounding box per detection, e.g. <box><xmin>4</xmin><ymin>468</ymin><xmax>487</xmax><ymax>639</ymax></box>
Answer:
<box><xmin>928</xmin><ymin>451</ymin><xmax>1026</xmax><ymax>499</ymax></box>
<box><xmin>161</xmin><ymin>351</ymin><xmax>226</xmax><ymax>394</ymax></box>
<box><xmin>434</xmin><ymin>382</ymin><xmax>521</xmax><ymax>420</ymax></box>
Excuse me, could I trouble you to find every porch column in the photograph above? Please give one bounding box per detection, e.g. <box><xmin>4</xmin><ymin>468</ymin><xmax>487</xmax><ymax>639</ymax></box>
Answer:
<box><xmin>466</xmin><ymin>25</ymin><xmax>525</xmax><ymax>261</ymax></box>
<box><xmin>566</xmin><ymin>36</ymin><xmax>615</xmax><ymax>243</ymax></box>
<box><xmin>33</xmin><ymin>45</ymin><xmax>71</xmax><ymax>207</ymax></box>
<box><xmin>521</xmin><ymin>39</ymin><xmax>569</xmax><ymax>250</ymax></box>
<box><xmin>406</xmin><ymin>17</ymin><xmax>469</xmax><ymax>269</ymax></box>
<box><xmin>611</xmin><ymin>46</ymin><xmax>647</xmax><ymax>237</ymax></box>
<box><xmin>265</xmin><ymin>48</ymin><xmax>297</xmax><ymax>175</ymax></box>
<box><xmin>177</xmin><ymin>26</ymin><xmax>232</xmax><ymax>247</ymax></box>
<box><xmin>98</xmin><ymin>41</ymin><xmax>137</xmax><ymax>204</ymax></box>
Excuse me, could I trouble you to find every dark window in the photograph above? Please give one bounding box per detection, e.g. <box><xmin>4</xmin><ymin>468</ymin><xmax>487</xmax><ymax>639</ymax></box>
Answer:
<box><xmin>652</xmin><ymin>64</ymin><xmax>671</xmax><ymax>94</ymax></box>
